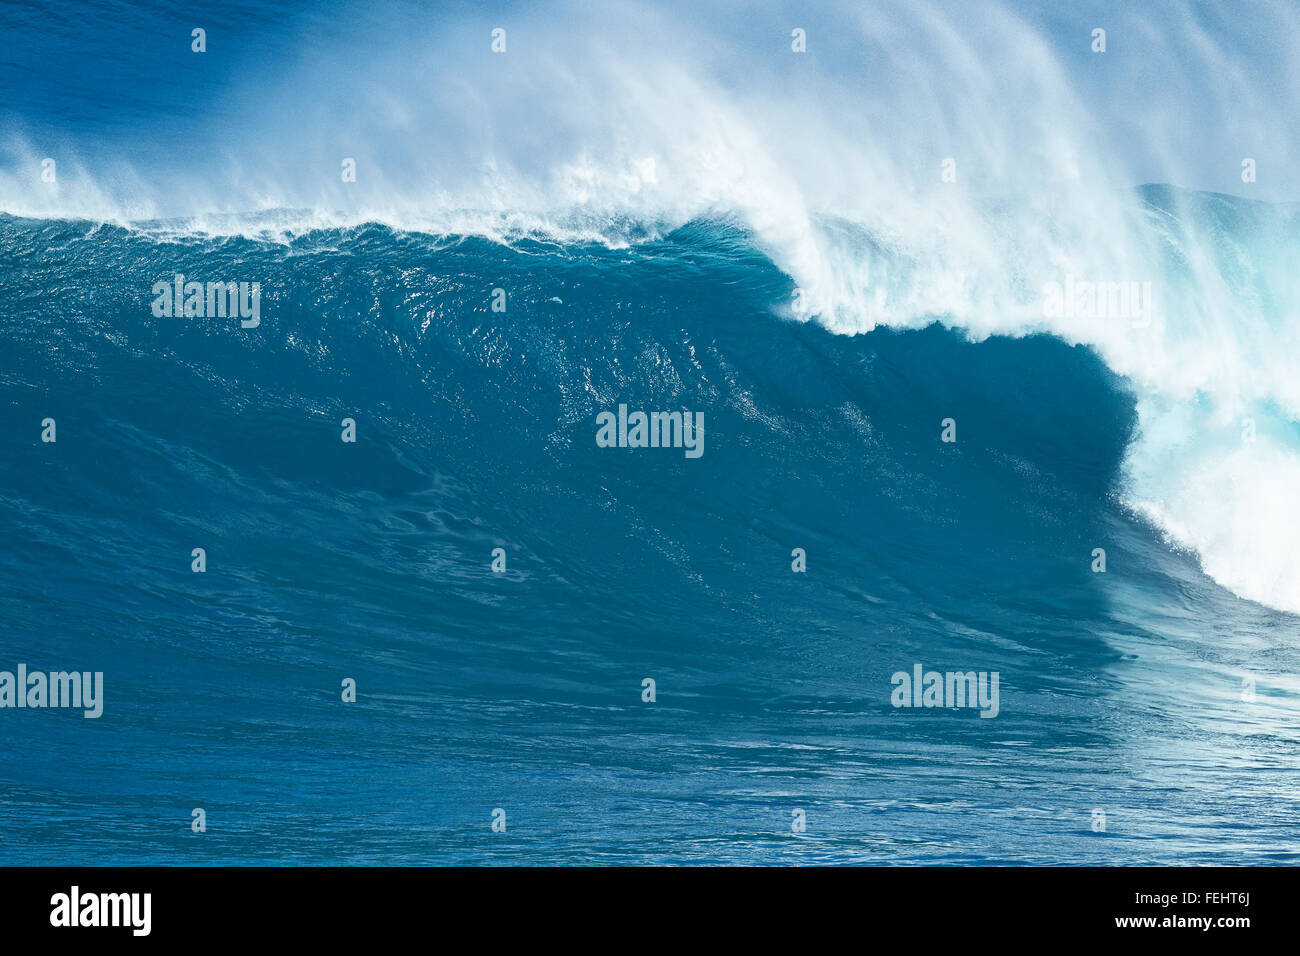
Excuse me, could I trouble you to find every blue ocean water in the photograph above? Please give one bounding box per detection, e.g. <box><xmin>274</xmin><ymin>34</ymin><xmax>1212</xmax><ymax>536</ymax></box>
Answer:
<box><xmin>2</xmin><ymin>0</ymin><xmax>1300</xmax><ymax>864</ymax></box>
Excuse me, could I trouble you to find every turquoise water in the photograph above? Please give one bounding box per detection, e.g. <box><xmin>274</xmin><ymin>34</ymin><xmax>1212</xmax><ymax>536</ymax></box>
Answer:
<box><xmin>2</xmin><ymin>0</ymin><xmax>1299</xmax><ymax>864</ymax></box>
<box><xmin>1</xmin><ymin>216</ymin><xmax>1297</xmax><ymax>864</ymax></box>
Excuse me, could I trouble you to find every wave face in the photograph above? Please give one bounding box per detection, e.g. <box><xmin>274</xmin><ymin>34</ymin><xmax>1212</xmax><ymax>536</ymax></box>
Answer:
<box><xmin>1</xmin><ymin>213</ymin><xmax>1298</xmax><ymax>864</ymax></box>
<box><xmin>2</xmin><ymin>0</ymin><xmax>1300</xmax><ymax>864</ymax></box>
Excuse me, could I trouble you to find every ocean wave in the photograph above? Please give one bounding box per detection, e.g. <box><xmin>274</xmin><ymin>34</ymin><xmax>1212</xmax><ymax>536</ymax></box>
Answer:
<box><xmin>5</xmin><ymin>179</ymin><xmax>1298</xmax><ymax>617</ymax></box>
<box><xmin>4</xmin><ymin>0</ymin><xmax>1300</xmax><ymax>614</ymax></box>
